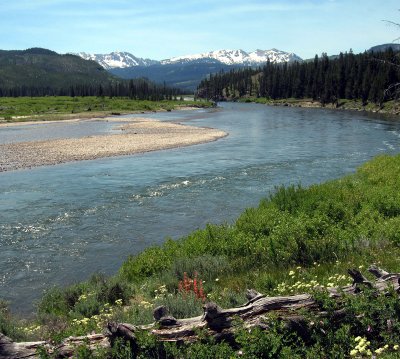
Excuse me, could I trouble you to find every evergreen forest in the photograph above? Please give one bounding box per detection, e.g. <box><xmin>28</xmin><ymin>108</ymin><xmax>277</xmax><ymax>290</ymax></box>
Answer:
<box><xmin>197</xmin><ymin>48</ymin><xmax>400</xmax><ymax>105</ymax></box>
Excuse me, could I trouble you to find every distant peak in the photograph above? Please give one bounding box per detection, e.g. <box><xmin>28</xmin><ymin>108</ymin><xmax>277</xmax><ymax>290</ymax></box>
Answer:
<box><xmin>72</xmin><ymin>51</ymin><xmax>160</xmax><ymax>69</ymax></box>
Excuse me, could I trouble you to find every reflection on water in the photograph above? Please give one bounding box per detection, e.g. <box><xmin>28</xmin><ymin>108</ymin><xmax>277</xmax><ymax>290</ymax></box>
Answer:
<box><xmin>1</xmin><ymin>103</ymin><xmax>400</xmax><ymax>314</ymax></box>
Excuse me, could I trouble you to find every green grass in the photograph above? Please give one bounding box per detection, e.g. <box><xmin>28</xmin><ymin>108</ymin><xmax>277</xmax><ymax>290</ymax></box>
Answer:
<box><xmin>4</xmin><ymin>154</ymin><xmax>400</xmax><ymax>357</ymax></box>
<box><xmin>0</xmin><ymin>96</ymin><xmax>212</xmax><ymax>121</ymax></box>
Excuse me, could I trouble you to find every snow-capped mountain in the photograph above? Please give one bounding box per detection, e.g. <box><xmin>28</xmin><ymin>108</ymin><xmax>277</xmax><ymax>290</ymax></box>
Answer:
<box><xmin>74</xmin><ymin>48</ymin><xmax>302</xmax><ymax>69</ymax></box>
<box><xmin>74</xmin><ymin>52</ymin><xmax>159</xmax><ymax>69</ymax></box>
<box><xmin>161</xmin><ymin>48</ymin><xmax>302</xmax><ymax>65</ymax></box>
<box><xmin>248</xmin><ymin>49</ymin><xmax>302</xmax><ymax>64</ymax></box>
<box><xmin>162</xmin><ymin>49</ymin><xmax>250</xmax><ymax>65</ymax></box>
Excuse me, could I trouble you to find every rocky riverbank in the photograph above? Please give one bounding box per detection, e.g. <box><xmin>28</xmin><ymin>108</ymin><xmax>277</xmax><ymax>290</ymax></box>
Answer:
<box><xmin>238</xmin><ymin>98</ymin><xmax>400</xmax><ymax>116</ymax></box>
<box><xmin>0</xmin><ymin>117</ymin><xmax>227</xmax><ymax>172</ymax></box>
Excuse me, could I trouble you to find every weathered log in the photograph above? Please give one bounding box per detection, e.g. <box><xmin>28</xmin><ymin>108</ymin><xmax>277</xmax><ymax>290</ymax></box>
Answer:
<box><xmin>55</xmin><ymin>334</ymin><xmax>110</xmax><ymax>358</ymax></box>
<box><xmin>0</xmin><ymin>333</ymin><xmax>46</xmax><ymax>358</ymax></box>
<box><xmin>1</xmin><ymin>266</ymin><xmax>399</xmax><ymax>358</ymax></box>
<box><xmin>0</xmin><ymin>333</ymin><xmax>109</xmax><ymax>359</ymax></box>
<box><xmin>368</xmin><ymin>265</ymin><xmax>390</xmax><ymax>279</ymax></box>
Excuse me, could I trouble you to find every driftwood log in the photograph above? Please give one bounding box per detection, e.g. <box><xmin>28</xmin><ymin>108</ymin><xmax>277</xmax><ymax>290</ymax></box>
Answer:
<box><xmin>1</xmin><ymin>265</ymin><xmax>400</xmax><ymax>358</ymax></box>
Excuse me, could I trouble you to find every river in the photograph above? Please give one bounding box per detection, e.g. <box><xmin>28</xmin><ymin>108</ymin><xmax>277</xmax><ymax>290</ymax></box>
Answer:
<box><xmin>1</xmin><ymin>102</ymin><xmax>400</xmax><ymax>314</ymax></box>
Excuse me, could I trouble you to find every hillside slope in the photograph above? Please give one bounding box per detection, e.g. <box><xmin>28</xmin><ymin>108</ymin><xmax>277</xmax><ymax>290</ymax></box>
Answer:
<box><xmin>110</xmin><ymin>62</ymin><xmax>248</xmax><ymax>92</ymax></box>
<box><xmin>0</xmin><ymin>48</ymin><xmax>117</xmax><ymax>93</ymax></box>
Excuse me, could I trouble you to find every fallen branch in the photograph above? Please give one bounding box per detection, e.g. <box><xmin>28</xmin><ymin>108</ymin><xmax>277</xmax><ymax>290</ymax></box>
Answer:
<box><xmin>1</xmin><ymin>265</ymin><xmax>399</xmax><ymax>358</ymax></box>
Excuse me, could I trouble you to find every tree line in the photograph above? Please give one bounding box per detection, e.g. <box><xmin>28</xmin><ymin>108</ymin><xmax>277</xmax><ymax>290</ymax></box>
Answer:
<box><xmin>197</xmin><ymin>48</ymin><xmax>400</xmax><ymax>105</ymax></box>
<box><xmin>0</xmin><ymin>78</ymin><xmax>183</xmax><ymax>100</ymax></box>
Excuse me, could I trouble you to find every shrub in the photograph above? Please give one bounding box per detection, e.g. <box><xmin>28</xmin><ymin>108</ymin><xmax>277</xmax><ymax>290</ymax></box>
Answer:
<box><xmin>0</xmin><ymin>300</ymin><xmax>25</xmax><ymax>341</ymax></box>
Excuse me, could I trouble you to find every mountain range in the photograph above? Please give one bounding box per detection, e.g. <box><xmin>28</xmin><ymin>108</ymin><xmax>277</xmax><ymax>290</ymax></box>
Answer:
<box><xmin>73</xmin><ymin>48</ymin><xmax>302</xmax><ymax>91</ymax></box>
<box><xmin>74</xmin><ymin>48</ymin><xmax>302</xmax><ymax>69</ymax></box>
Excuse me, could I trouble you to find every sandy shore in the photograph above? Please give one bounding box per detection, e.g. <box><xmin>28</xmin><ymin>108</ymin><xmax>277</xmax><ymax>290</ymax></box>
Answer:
<box><xmin>0</xmin><ymin>118</ymin><xmax>227</xmax><ymax>172</ymax></box>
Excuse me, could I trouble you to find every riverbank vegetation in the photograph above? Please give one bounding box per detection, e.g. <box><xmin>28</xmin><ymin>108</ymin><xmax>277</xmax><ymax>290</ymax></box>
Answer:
<box><xmin>238</xmin><ymin>97</ymin><xmax>400</xmax><ymax>115</ymax></box>
<box><xmin>197</xmin><ymin>48</ymin><xmax>400</xmax><ymax>115</ymax></box>
<box><xmin>2</xmin><ymin>154</ymin><xmax>400</xmax><ymax>357</ymax></box>
<box><xmin>0</xmin><ymin>97</ymin><xmax>212</xmax><ymax>122</ymax></box>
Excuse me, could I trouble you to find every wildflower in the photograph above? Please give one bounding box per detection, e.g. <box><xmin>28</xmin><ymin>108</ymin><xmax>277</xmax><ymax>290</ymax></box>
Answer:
<box><xmin>179</xmin><ymin>272</ymin><xmax>206</xmax><ymax>301</ymax></box>
<box><xmin>349</xmin><ymin>349</ymin><xmax>358</xmax><ymax>356</ymax></box>
<box><xmin>394</xmin><ymin>344</ymin><xmax>399</xmax><ymax>350</ymax></box>
<box><xmin>289</xmin><ymin>270</ymin><xmax>295</xmax><ymax>276</ymax></box>
<box><xmin>78</xmin><ymin>294</ymin><xmax>87</xmax><ymax>301</ymax></box>
<box><xmin>115</xmin><ymin>299</ymin><xmax>123</xmax><ymax>306</ymax></box>
<box><xmin>215</xmin><ymin>278</ymin><xmax>219</xmax><ymax>282</ymax></box>
<box><xmin>296</xmin><ymin>266</ymin><xmax>301</xmax><ymax>270</ymax></box>
<box><xmin>375</xmin><ymin>347</ymin><xmax>385</xmax><ymax>355</ymax></box>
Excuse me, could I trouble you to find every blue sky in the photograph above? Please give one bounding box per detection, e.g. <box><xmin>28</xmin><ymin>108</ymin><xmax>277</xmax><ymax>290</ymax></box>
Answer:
<box><xmin>0</xmin><ymin>0</ymin><xmax>399</xmax><ymax>60</ymax></box>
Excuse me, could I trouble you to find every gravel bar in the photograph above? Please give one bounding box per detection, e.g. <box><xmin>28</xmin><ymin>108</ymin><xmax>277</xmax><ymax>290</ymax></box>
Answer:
<box><xmin>0</xmin><ymin>118</ymin><xmax>227</xmax><ymax>172</ymax></box>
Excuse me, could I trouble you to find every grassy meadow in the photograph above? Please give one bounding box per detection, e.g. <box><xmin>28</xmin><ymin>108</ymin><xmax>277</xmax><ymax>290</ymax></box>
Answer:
<box><xmin>0</xmin><ymin>96</ymin><xmax>212</xmax><ymax>122</ymax></box>
<box><xmin>3</xmin><ymin>154</ymin><xmax>400</xmax><ymax>357</ymax></box>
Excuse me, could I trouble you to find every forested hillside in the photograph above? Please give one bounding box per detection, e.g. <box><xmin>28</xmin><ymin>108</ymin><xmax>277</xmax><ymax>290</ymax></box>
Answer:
<box><xmin>197</xmin><ymin>48</ymin><xmax>400</xmax><ymax>105</ymax></box>
<box><xmin>0</xmin><ymin>48</ymin><xmax>182</xmax><ymax>99</ymax></box>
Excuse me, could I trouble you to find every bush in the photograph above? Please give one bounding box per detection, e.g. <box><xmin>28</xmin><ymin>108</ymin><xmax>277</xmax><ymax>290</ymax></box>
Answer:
<box><xmin>0</xmin><ymin>300</ymin><xmax>25</xmax><ymax>341</ymax></box>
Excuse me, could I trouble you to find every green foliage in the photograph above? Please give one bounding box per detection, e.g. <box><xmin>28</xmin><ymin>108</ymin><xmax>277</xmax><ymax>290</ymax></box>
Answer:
<box><xmin>235</xmin><ymin>320</ymin><xmax>304</xmax><ymax>359</ymax></box>
<box><xmin>0</xmin><ymin>300</ymin><xmax>26</xmax><ymax>341</ymax></box>
<box><xmin>165</xmin><ymin>340</ymin><xmax>236</xmax><ymax>358</ymax></box>
<box><xmin>155</xmin><ymin>292</ymin><xmax>204</xmax><ymax>319</ymax></box>
<box><xmin>169</xmin><ymin>254</ymin><xmax>231</xmax><ymax>282</ymax></box>
<box><xmin>120</xmin><ymin>246</ymin><xmax>173</xmax><ymax>282</ymax></box>
<box><xmin>38</xmin><ymin>273</ymin><xmax>129</xmax><ymax>319</ymax></box>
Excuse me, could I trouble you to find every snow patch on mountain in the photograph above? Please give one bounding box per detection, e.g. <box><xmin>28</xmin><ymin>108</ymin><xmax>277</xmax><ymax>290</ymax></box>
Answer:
<box><xmin>161</xmin><ymin>48</ymin><xmax>302</xmax><ymax>65</ymax></box>
<box><xmin>248</xmin><ymin>49</ymin><xmax>302</xmax><ymax>64</ymax></box>
<box><xmin>74</xmin><ymin>52</ymin><xmax>159</xmax><ymax>69</ymax></box>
